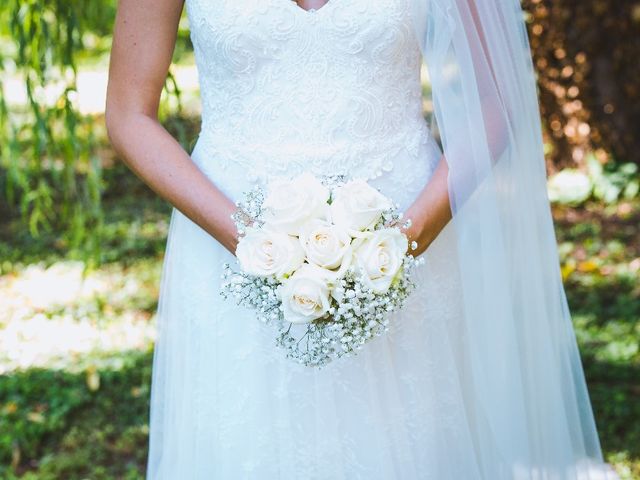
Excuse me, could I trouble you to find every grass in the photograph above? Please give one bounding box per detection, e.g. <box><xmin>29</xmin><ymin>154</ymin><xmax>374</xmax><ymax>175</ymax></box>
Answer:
<box><xmin>553</xmin><ymin>200</ymin><xmax>640</xmax><ymax>479</ymax></box>
<box><xmin>0</xmin><ymin>165</ymin><xmax>638</xmax><ymax>478</ymax></box>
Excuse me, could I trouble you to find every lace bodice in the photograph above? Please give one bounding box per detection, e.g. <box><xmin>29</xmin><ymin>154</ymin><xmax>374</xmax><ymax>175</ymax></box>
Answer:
<box><xmin>185</xmin><ymin>0</ymin><xmax>440</xmax><ymax>201</ymax></box>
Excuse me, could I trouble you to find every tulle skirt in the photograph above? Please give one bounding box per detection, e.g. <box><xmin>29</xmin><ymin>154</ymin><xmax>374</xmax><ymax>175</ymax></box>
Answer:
<box><xmin>145</xmin><ymin>136</ymin><xmax>620</xmax><ymax>479</ymax></box>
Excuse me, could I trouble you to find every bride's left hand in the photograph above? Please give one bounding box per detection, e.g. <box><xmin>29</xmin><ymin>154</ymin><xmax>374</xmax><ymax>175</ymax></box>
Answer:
<box><xmin>383</xmin><ymin>209</ymin><xmax>430</xmax><ymax>257</ymax></box>
<box><xmin>399</xmin><ymin>209</ymin><xmax>430</xmax><ymax>258</ymax></box>
<box><xmin>396</xmin><ymin>156</ymin><xmax>453</xmax><ymax>257</ymax></box>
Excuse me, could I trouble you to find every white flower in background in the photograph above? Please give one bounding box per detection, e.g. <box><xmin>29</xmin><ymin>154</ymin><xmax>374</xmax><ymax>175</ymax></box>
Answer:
<box><xmin>299</xmin><ymin>219</ymin><xmax>353</xmax><ymax>275</ymax></box>
<box><xmin>262</xmin><ymin>172</ymin><xmax>330</xmax><ymax>235</ymax></box>
<box><xmin>279</xmin><ymin>264</ymin><xmax>332</xmax><ymax>324</ymax></box>
<box><xmin>236</xmin><ymin>228</ymin><xmax>305</xmax><ymax>279</ymax></box>
<box><xmin>353</xmin><ymin>228</ymin><xmax>408</xmax><ymax>293</ymax></box>
<box><xmin>329</xmin><ymin>179</ymin><xmax>392</xmax><ymax>232</ymax></box>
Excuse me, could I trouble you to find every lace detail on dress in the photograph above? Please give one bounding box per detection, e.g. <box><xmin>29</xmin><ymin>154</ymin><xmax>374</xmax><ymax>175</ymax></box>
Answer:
<box><xmin>185</xmin><ymin>0</ymin><xmax>438</xmax><ymax>191</ymax></box>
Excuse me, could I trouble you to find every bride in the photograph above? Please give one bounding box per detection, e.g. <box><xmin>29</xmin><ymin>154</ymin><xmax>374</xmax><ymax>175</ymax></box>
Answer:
<box><xmin>106</xmin><ymin>0</ymin><xmax>620</xmax><ymax>478</ymax></box>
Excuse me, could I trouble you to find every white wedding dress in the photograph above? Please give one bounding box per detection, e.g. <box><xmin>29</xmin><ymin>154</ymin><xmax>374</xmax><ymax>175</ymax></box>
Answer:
<box><xmin>146</xmin><ymin>0</ymin><xmax>619</xmax><ymax>478</ymax></box>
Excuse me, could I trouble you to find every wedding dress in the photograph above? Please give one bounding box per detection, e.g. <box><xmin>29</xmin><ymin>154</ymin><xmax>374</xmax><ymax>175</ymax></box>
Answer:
<box><xmin>145</xmin><ymin>0</ymin><xmax>620</xmax><ymax>478</ymax></box>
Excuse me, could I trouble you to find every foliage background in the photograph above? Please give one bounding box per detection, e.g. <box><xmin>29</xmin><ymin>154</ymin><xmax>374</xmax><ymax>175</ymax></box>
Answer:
<box><xmin>0</xmin><ymin>0</ymin><xmax>638</xmax><ymax>478</ymax></box>
<box><xmin>522</xmin><ymin>0</ymin><xmax>640</xmax><ymax>170</ymax></box>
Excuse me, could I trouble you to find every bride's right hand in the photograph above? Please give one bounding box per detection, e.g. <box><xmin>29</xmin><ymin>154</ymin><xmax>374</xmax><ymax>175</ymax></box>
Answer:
<box><xmin>226</xmin><ymin>204</ymin><xmax>256</xmax><ymax>256</ymax></box>
<box><xmin>215</xmin><ymin>200</ymin><xmax>243</xmax><ymax>256</ymax></box>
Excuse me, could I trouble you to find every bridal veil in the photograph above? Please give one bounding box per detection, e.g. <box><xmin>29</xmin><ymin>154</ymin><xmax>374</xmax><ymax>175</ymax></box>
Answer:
<box><xmin>410</xmin><ymin>0</ymin><xmax>616</xmax><ymax>478</ymax></box>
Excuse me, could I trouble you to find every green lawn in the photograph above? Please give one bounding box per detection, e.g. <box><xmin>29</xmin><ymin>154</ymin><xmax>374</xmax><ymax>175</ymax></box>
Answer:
<box><xmin>0</xmin><ymin>165</ymin><xmax>638</xmax><ymax>479</ymax></box>
<box><xmin>554</xmin><ymin>200</ymin><xmax>640</xmax><ymax>479</ymax></box>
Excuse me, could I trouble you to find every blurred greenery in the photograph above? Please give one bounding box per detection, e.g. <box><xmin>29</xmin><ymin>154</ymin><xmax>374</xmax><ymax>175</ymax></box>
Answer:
<box><xmin>0</xmin><ymin>0</ymin><xmax>116</xmax><ymax>263</ymax></box>
<box><xmin>522</xmin><ymin>0</ymin><xmax>640</xmax><ymax>170</ymax></box>
<box><xmin>553</xmin><ymin>199</ymin><xmax>640</xmax><ymax>480</ymax></box>
<box><xmin>0</xmin><ymin>0</ymin><xmax>638</xmax><ymax>479</ymax></box>
<box><xmin>0</xmin><ymin>0</ymin><xmax>193</xmax><ymax>266</ymax></box>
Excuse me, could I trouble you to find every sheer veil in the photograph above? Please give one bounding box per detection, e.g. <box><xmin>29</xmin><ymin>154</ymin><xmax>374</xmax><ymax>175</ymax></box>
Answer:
<box><xmin>409</xmin><ymin>0</ymin><xmax>619</xmax><ymax>478</ymax></box>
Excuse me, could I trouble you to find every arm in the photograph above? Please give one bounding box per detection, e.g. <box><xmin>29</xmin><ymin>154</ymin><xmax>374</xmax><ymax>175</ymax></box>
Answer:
<box><xmin>105</xmin><ymin>0</ymin><xmax>239</xmax><ymax>254</ymax></box>
<box><xmin>402</xmin><ymin>155</ymin><xmax>451</xmax><ymax>257</ymax></box>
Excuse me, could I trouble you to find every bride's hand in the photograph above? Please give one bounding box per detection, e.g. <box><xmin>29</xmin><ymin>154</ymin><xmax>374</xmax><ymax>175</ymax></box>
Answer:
<box><xmin>399</xmin><ymin>210</ymin><xmax>430</xmax><ymax>258</ymax></box>
<box><xmin>396</xmin><ymin>156</ymin><xmax>453</xmax><ymax>257</ymax></box>
<box><xmin>382</xmin><ymin>210</ymin><xmax>429</xmax><ymax>257</ymax></box>
<box><xmin>228</xmin><ymin>205</ymin><xmax>258</xmax><ymax>255</ymax></box>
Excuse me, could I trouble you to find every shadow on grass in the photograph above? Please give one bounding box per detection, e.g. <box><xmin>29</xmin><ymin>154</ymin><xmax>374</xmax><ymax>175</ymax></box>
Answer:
<box><xmin>567</xmin><ymin>274</ymin><xmax>640</xmax><ymax>330</ymax></box>
<box><xmin>0</xmin><ymin>349</ymin><xmax>152</xmax><ymax>480</ymax></box>
<box><xmin>583</xmin><ymin>354</ymin><xmax>640</xmax><ymax>472</ymax></box>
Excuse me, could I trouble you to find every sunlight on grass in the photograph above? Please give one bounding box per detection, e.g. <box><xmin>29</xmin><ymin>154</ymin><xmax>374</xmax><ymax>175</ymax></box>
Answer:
<box><xmin>0</xmin><ymin>260</ymin><xmax>159</xmax><ymax>374</ymax></box>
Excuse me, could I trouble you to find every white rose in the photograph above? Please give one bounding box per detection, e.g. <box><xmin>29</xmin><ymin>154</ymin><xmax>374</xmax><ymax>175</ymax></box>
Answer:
<box><xmin>299</xmin><ymin>219</ymin><xmax>354</xmax><ymax>277</ymax></box>
<box><xmin>236</xmin><ymin>228</ymin><xmax>305</xmax><ymax>279</ymax></box>
<box><xmin>329</xmin><ymin>179</ymin><xmax>392</xmax><ymax>232</ymax></box>
<box><xmin>279</xmin><ymin>264</ymin><xmax>333</xmax><ymax>324</ymax></box>
<box><xmin>353</xmin><ymin>228</ymin><xmax>408</xmax><ymax>293</ymax></box>
<box><xmin>262</xmin><ymin>172</ymin><xmax>330</xmax><ymax>235</ymax></box>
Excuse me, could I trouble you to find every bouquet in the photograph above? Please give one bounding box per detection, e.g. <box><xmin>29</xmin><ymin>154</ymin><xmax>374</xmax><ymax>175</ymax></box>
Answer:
<box><xmin>220</xmin><ymin>172</ymin><xmax>424</xmax><ymax>368</ymax></box>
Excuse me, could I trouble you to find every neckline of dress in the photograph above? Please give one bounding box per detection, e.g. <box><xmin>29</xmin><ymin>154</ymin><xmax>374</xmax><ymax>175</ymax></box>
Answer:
<box><xmin>285</xmin><ymin>0</ymin><xmax>339</xmax><ymax>16</ymax></box>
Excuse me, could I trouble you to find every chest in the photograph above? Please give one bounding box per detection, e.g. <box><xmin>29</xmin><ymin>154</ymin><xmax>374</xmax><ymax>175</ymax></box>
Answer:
<box><xmin>185</xmin><ymin>0</ymin><xmax>418</xmax><ymax>67</ymax></box>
